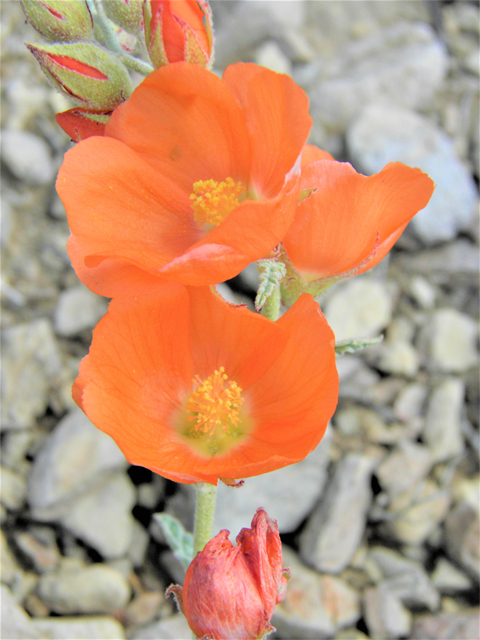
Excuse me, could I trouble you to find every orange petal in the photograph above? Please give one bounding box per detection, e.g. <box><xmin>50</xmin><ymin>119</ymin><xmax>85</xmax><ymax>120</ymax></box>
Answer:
<box><xmin>106</xmin><ymin>62</ymin><xmax>252</xmax><ymax>194</ymax></box>
<box><xmin>223</xmin><ymin>63</ymin><xmax>312</xmax><ymax>198</ymax></box>
<box><xmin>284</xmin><ymin>160</ymin><xmax>435</xmax><ymax>280</ymax></box>
<box><xmin>301</xmin><ymin>143</ymin><xmax>334</xmax><ymax>167</ymax></box>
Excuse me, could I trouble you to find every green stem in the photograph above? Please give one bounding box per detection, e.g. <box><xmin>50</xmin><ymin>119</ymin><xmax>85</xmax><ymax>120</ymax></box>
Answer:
<box><xmin>88</xmin><ymin>0</ymin><xmax>122</xmax><ymax>54</ymax></box>
<box><xmin>118</xmin><ymin>53</ymin><xmax>154</xmax><ymax>76</ymax></box>
<box><xmin>193</xmin><ymin>483</ymin><xmax>217</xmax><ymax>555</ymax></box>
<box><xmin>261</xmin><ymin>286</ymin><xmax>281</xmax><ymax>321</ymax></box>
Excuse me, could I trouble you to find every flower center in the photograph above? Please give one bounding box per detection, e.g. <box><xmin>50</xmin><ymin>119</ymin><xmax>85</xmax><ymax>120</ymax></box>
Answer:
<box><xmin>190</xmin><ymin>177</ymin><xmax>245</xmax><ymax>228</ymax></box>
<box><xmin>180</xmin><ymin>367</ymin><xmax>248</xmax><ymax>456</ymax></box>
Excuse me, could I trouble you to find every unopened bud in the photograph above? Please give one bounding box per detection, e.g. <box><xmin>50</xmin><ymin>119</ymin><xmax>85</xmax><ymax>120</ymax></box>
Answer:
<box><xmin>21</xmin><ymin>0</ymin><xmax>93</xmax><ymax>42</ymax></box>
<box><xmin>26</xmin><ymin>42</ymin><xmax>132</xmax><ymax>110</ymax></box>
<box><xmin>104</xmin><ymin>0</ymin><xmax>144</xmax><ymax>35</ymax></box>
<box><xmin>55</xmin><ymin>107</ymin><xmax>111</xmax><ymax>142</ymax></box>
<box><xmin>144</xmin><ymin>0</ymin><xmax>213</xmax><ymax>69</ymax></box>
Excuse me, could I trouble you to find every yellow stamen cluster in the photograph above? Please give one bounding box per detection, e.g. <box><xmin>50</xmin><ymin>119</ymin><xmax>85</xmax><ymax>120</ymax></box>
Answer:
<box><xmin>186</xmin><ymin>367</ymin><xmax>244</xmax><ymax>438</ymax></box>
<box><xmin>190</xmin><ymin>177</ymin><xmax>244</xmax><ymax>227</ymax></box>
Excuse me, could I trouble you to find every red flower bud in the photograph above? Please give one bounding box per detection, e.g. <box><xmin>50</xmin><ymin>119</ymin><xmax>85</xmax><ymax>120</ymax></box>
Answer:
<box><xmin>167</xmin><ymin>509</ymin><xmax>290</xmax><ymax>640</ymax></box>
<box><xmin>20</xmin><ymin>0</ymin><xmax>93</xmax><ymax>42</ymax></box>
<box><xmin>26</xmin><ymin>42</ymin><xmax>132</xmax><ymax>111</ymax></box>
<box><xmin>144</xmin><ymin>0</ymin><xmax>213</xmax><ymax>69</ymax></box>
<box><xmin>55</xmin><ymin>107</ymin><xmax>111</xmax><ymax>142</ymax></box>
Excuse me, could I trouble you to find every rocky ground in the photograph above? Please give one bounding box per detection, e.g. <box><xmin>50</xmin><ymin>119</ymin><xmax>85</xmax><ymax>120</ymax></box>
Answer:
<box><xmin>1</xmin><ymin>1</ymin><xmax>479</xmax><ymax>639</ymax></box>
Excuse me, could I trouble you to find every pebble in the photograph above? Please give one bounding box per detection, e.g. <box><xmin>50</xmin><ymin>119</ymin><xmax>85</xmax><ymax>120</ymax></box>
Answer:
<box><xmin>273</xmin><ymin>546</ymin><xmax>360</xmax><ymax>639</ymax></box>
<box><xmin>445</xmin><ymin>500</ymin><xmax>480</xmax><ymax>583</ymax></box>
<box><xmin>376</xmin><ymin>339</ymin><xmax>420</xmax><ymax>377</ymax></box>
<box><xmin>123</xmin><ymin>590</ymin><xmax>164</xmax><ymax>627</ymax></box>
<box><xmin>13</xmin><ymin>529</ymin><xmax>61</xmax><ymax>574</ymax></box>
<box><xmin>59</xmin><ymin>472</ymin><xmax>136</xmax><ymax>560</ymax></box>
<box><xmin>0</xmin><ymin>464</ymin><xmax>27</xmax><ymax>511</ymax></box>
<box><xmin>423</xmin><ymin>378</ymin><xmax>465</xmax><ymax>463</ymax></box>
<box><xmin>215</xmin><ymin>431</ymin><xmax>331</xmax><ymax>535</ymax></box>
<box><xmin>394</xmin><ymin>239</ymin><xmax>480</xmax><ymax>277</ymax></box>
<box><xmin>255</xmin><ymin>40</ymin><xmax>292</xmax><ymax>75</ymax></box>
<box><xmin>31</xmin><ymin>616</ymin><xmax>126</xmax><ymax>640</ymax></box>
<box><xmin>428</xmin><ymin>309</ymin><xmax>479</xmax><ymax>373</ymax></box>
<box><xmin>1</xmin><ymin>319</ymin><xmax>62</xmax><ymax>429</ymax></box>
<box><xmin>431</xmin><ymin>558</ymin><xmax>474</xmax><ymax>594</ymax></box>
<box><xmin>308</xmin><ymin>22</ymin><xmax>447</xmax><ymax>132</ymax></box>
<box><xmin>410</xmin><ymin>609</ymin><xmax>480</xmax><ymax>640</ymax></box>
<box><xmin>363</xmin><ymin>586</ymin><xmax>412</xmax><ymax>639</ymax></box>
<box><xmin>1</xmin><ymin>196</ymin><xmax>14</xmax><ymax>248</ymax></box>
<box><xmin>376</xmin><ymin>440</ymin><xmax>433</xmax><ymax>499</ymax></box>
<box><xmin>299</xmin><ymin>452</ymin><xmax>379</xmax><ymax>573</ymax></box>
<box><xmin>393</xmin><ymin>382</ymin><xmax>428</xmax><ymax>421</ymax></box>
<box><xmin>1</xmin><ymin>129</ymin><xmax>55</xmax><ymax>185</ymax></box>
<box><xmin>37</xmin><ymin>563</ymin><xmax>131</xmax><ymax>614</ymax></box>
<box><xmin>128</xmin><ymin>613</ymin><xmax>192</xmax><ymax>640</ymax></box>
<box><xmin>324</xmin><ymin>278</ymin><xmax>393</xmax><ymax>342</ymax></box>
<box><xmin>54</xmin><ymin>285</ymin><xmax>108</xmax><ymax>337</ymax></box>
<box><xmin>27</xmin><ymin>408</ymin><xmax>128</xmax><ymax>521</ymax></box>
<box><xmin>408</xmin><ymin>275</ymin><xmax>437</xmax><ymax>309</ymax></box>
<box><xmin>348</xmin><ymin>104</ymin><xmax>478</xmax><ymax>245</ymax></box>
<box><xmin>1</xmin><ymin>529</ymin><xmax>21</xmax><ymax>586</ymax></box>
<box><xmin>1</xmin><ymin>584</ymin><xmax>43</xmax><ymax>640</ymax></box>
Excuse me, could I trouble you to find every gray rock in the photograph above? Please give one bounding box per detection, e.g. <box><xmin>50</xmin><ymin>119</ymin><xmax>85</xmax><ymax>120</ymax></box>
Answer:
<box><xmin>255</xmin><ymin>40</ymin><xmax>292</xmax><ymax>75</ymax></box>
<box><xmin>1</xmin><ymin>196</ymin><xmax>14</xmax><ymax>248</ymax></box>
<box><xmin>369</xmin><ymin>546</ymin><xmax>440</xmax><ymax>611</ymax></box>
<box><xmin>0</xmin><ymin>584</ymin><xmax>42</xmax><ymax>640</ymax></box>
<box><xmin>300</xmin><ymin>452</ymin><xmax>378</xmax><ymax>573</ymax></box>
<box><xmin>0</xmin><ymin>464</ymin><xmax>27</xmax><ymax>511</ymax></box>
<box><xmin>215</xmin><ymin>432</ymin><xmax>331</xmax><ymax>535</ymax></box>
<box><xmin>309</xmin><ymin>22</ymin><xmax>447</xmax><ymax>132</ymax></box>
<box><xmin>377</xmin><ymin>339</ymin><xmax>420</xmax><ymax>377</ymax></box>
<box><xmin>423</xmin><ymin>378</ymin><xmax>465</xmax><ymax>463</ymax></box>
<box><xmin>28</xmin><ymin>408</ymin><xmax>128</xmax><ymax>520</ymax></box>
<box><xmin>363</xmin><ymin>586</ymin><xmax>412</xmax><ymax>639</ymax></box>
<box><xmin>1</xmin><ymin>129</ymin><xmax>54</xmax><ymax>185</ymax></box>
<box><xmin>410</xmin><ymin>609</ymin><xmax>480</xmax><ymax>640</ymax></box>
<box><xmin>128</xmin><ymin>614</ymin><xmax>192</xmax><ymax>640</ymax></box>
<box><xmin>13</xmin><ymin>529</ymin><xmax>61</xmax><ymax>574</ymax></box>
<box><xmin>408</xmin><ymin>275</ymin><xmax>437</xmax><ymax>309</ymax></box>
<box><xmin>54</xmin><ymin>285</ymin><xmax>108</xmax><ymax>337</ymax></box>
<box><xmin>60</xmin><ymin>473</ymin><xmax>136</xmax><ymax>559</ymax></box>
<box><xmin>37</xmin><ymin>564</ymin><xmax>131</xmax><ymax>614</ymax></box>
<box><xmin>31</xmin><ymin>616</ymin><xmax>126</xmax><ymax>640</ymax></box>
<box><xmin>431</xmin><ymin>558</ymin><xmax>474</xmax><ymax>594</ymax></box>
<box><xmin>1</xmin><ymin>529</ymin><xmax>22</xmax><ymax>586</ymax></box>
<box><xmin>324</xmin><ymin>279</ymin><xmax>393</xmax><ymax>342</ymax></box>
<box><xmin>376</xmin><ymin>440</ymin><xmax>433</xmax><ymax>499</ymax></box>
<box><xmin>428</xmin><ymin>309</ymin><xmax>479</xmax><ymax>373</ymax></box>
<box><xmin>445</xmin><ymin>501</ymin><xmax>480</xmax><ymax>583</ymax></box>
<box><xmin>273</xmin><ymin>547</ymin><xmax>360</xmax><ymax>639</ymax></box>
<box><xmin>393</xmin><ymin>239</ymin><xmax>480</xmax><ymax>277</ymax></box>
<box><xmin>1</xmin><ymin>319</ymin><xmax>62</xmax><ymax>429</ymax></box>
<box><xmin>348</xmin><ymin>104</ymin><xmax>478</xmax><ymax>245</ymax></box>
<box><xmin>393</xmin><ymin>382</ymin><xmax>428</xmax><ymax>422</ymax></box>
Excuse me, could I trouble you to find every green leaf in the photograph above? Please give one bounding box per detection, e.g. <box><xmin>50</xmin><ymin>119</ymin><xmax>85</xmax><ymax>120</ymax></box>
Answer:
<box><xmin>335</xmin><ymin>335</ymin><xmax>384</xmax><ymax>355</ymax></box>
<box><xmin>152</xmin><ymin>513</ymin><xmax>194</xmax><ymax>569</ymax></box>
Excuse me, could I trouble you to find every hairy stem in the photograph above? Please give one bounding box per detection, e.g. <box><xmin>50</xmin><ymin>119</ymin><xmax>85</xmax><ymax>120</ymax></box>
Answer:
<box><xmin>193</xmin><ymin>482</ymin><xmax>218</xmax><ymax>555</ymax></box>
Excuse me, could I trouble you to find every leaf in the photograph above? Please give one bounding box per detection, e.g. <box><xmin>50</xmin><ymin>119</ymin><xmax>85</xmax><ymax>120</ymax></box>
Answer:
<box><xmin>152</xmin><ymin>513</ymin><xmax>194</xmax><ymax>569</ymax></box>
<box><xmin>335</xmin><ymin>335</ymin><xmax>384</xmax><ymax>355</ymax></box>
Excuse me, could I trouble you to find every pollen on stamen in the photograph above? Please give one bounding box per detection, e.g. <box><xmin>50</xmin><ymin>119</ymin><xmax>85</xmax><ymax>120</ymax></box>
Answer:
<box><xmin>190</xmin><ymin>177</ymin><xmax>245</xmax><ymax>228</ymax></box>
<box><xmin>186</xmin><ymin>366</ymin><xmax>244</xmax><ymax>439</ymax></box>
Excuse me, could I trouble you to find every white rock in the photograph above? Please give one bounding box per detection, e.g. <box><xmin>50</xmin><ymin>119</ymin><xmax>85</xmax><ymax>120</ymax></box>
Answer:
<box><xmin>324</xmin><ymin>279</ymin><xmax>392</xmax><ymax>342</ymax></box>
<box><xmin>377</xmin><ymin>340</ymin><xmax>420</xmax><ymax>377</ymax></box>
<box><xmin>428</xmin><ymin>309</ymin><xmax>479</xmax><ymax>373</ymax></box>
<box><xmin>60</xmin><ymin>473</ymin><xmax>136</xmax><ymax>559</ymax></box>
<box><xmin>28</xmin><ymin>408</ymin><xmax>128</xmax><ymax>520</ymax></box>
<box><xmin>1</xmin><ymin>129</ymin><xmax>54</xmax><ymax>185</ymax></box>
<box><xmin>376</xmin><ymin>440</ymin><xmax>433</xmax><ymax>499</ymax></box>
<box><xmin>1</xmin><ymin>529</ymin><xmax>21</xmax><ymax>586</ymax></box>
<box><xmin>409</xmin><ymin>275</ymin><xmax>437</xmax><ymax>309</ymax></box>
<box><xmin>0</xmin><ymin>584</ymin><xmax>42</xmax><ymax>640</ymax></box>
<box><xmin>54</xmin><ymin>285</ymin><xmax>108</xmax><ymax>337</ymax></box>
<box><xmin>0</xmin><ymin>465</ymin><xmax>27</xmax><ymax>511</ymax></box>
<box><xmin>0</xmin><ymin>197</ymin><xmax>14</xmax><ymax>248</ymax></box>
<box><xmin>1</xmin><ymin>319</ymin><xmax>62</xmax><ymax>429</ymax></box>
<box><xmin>445</xmin><ymin>500</ymin><xmax>480</xmax><ymax>582</ymax></box>
<box><xmin>300</xmin><ymin>452</ymin><xmax>378</xmax><ymax>573</ymax></box>
<box><xmin>348</xmin><ymin>104</ymin><xmax>478</xmax><ymax>245</ymax></box>
<box><xmin>215</xmin><ymin>432</ymin><xmax>331</xmax><ymax>534</ymax></box>
<box><xmin>431</xmin><ymin>557</ymin><xmax>474</xmax><ymax>594</ymax></box>
<box><xmin>129</xmin><ymin>614</ymin><xmax>192</xmax><ymax>640</ymax></box>
<box><xmin>423</xmin><ymin>378</ymin><xmax>465</xmax><ymax>463</ymax></box>
<box><xmin>31</xmin><ymin>616</ymin><xmax>126</xmax><ymax>640</ymax></box>
<box><xmin>393</xmin><ymin>382</ymin><xmax>428</xmax><ymax>421</ymax></box>
<box><xmin>364</xmin><ymin>586</ymin><xmax>412</xmax><ymax>639</ymax></box>
<box><xmin>37</xmin><ymin>564</ymin><xmax>131</xmax><ymax>614</ymax></box>
<box><xmin>255</xmin><ymin>40</ymin><xmax>292</xmax><ymax>75</ymax></box>
<box><xmin>274</xmin><ymin>547</ymin><xmax>360</xmax><ymax>639</ymax></box>
<box><xmin>309</xmin><ymin>22</ymin><xmax>448</xmax><ymax>132</ymax></box>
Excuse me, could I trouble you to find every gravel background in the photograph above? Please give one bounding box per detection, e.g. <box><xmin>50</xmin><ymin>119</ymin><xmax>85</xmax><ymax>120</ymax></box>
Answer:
<box><xmin>1</xmin><ymin>1</ymin><xmax>479</xmax><ymax>639</ymax></box>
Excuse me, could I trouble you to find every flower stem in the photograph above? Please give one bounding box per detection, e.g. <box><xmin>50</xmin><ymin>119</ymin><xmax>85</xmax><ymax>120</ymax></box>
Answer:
<box><xmin>193</xmin><ymin>483</ymin><xmax>217</xmax><ymax>555</ymax></box>
<box><xmin>261</xmin><ymin>286</ymin><xmax>281</xmax><ymax>321</ymax></box>
<box><xmin>87</xmin><ymin>0</ymin><xmax>122</xmax><ymax>54</ymax></box>
<box><xmin>118</xmin><ymin>53</ymin><xmax>154</xmax><ymax>76</ymax></box>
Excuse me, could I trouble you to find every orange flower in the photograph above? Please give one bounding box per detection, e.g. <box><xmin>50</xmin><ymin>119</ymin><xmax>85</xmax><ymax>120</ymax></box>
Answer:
<box><xmin>167</xmin><ymin>508</ymin><xmax>289</xmax><ymax>640</ymax></box>
<box><xmin>281</xmin><ymin>150</ymin><xmax>435</xmax><ymax>302</ymax></box>
<box><xmin>73</xmin><ymin>285</ymin><xmax>338</xmax><ymax>484</ymax></box>
<box><xmin>55</xmin><ymin>107</ymin><xmax>110</xmax><ymax>142</ymax></box>
<box><xmin>57</xmin><ymin>62</ymin><xmax>312</xmax><ymax>297</ymax></box>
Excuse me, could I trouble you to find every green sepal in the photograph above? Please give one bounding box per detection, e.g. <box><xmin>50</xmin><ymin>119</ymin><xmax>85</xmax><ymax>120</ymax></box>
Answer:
<box><xmin>21</xmin><ymin>0</ymin><xmax>93</xmax><ymax>42</ymax></box>
<box><xmin>256</xmin><ymin>259</ymin><xmax>287</xmax><ymax>311</ymax></box>
<box><xmin>104</xmin><ymin>0</ymin><xmax>144</xmax><ymax>35</ymax></box>
<box><xmin>335</xmin><ymin>335</ymin><xmax>384</xmax><ymax>355</ymax></box>
<box><xmin>152</xmin><ymin>512</ymin><xmax>194</xmax><ymax>570</ymax></box>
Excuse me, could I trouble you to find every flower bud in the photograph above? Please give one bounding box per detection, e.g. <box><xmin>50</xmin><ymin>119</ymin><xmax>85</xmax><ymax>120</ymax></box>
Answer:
<box><xmin>144</xmin><ymin>0</ymin><xmax>213</xmax><ymax>69</ymax></box>
<box><xmin>55</xmin><ymin>107</ymin><xmax>110</xmax><ymax>142</ymax></box>
<box><xmin>20</xmin><ymin>0</ymin><xmax>93</xmax><ymax>42</ymax></box>
<box><xmin>26</xmin><ymin>42</ymin><xmax>132</xmax><ymax>111</ymax></box>
<box><xmin>167</xmin><ymin>509</ymin><xmax>290</xmax><ymax>640</ymax></box>
<box><xmin>104</xmin><ymin>0</ymin><xmax>144</xmax><ymax>35</ymax></box>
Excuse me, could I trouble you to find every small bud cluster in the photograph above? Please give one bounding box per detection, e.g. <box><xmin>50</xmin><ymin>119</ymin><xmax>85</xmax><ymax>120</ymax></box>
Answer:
<box><xmin>22</xmin><ymin>0</ymin><xmax>214</xmax><ymax>141</ymax></box>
